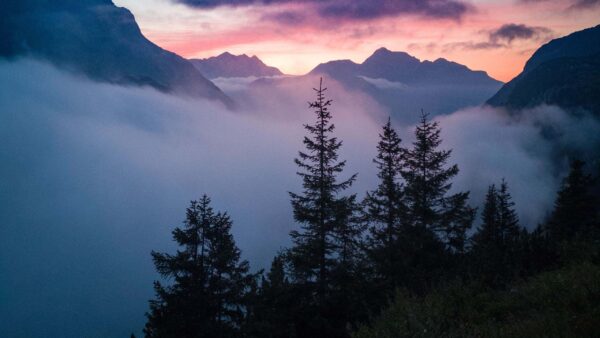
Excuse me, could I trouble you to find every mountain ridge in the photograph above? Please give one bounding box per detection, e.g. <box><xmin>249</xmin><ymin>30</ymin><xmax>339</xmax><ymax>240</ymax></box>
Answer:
<box><xmin>310</xmin><ymin>47</ymin><xmax>502</xmax><ymax>86</ymax></box>
<box><xmin>0</xmin><ymin>0</ymin><xmax>233</xmax><ymax>107</ymax></box>
<box><xmin>190</xmin><ymin>52</ymin><xmax>283</xmax><ymax>79</ymax></box>
<box><xmin>300</xmin><ymin>47</ymin><xmax>503</xmax><ymax>120</ymax></box>
<box><xmin>487</xmin><ymin>24</ymin><xmax>600</xmax><ymax>115</ymax></box>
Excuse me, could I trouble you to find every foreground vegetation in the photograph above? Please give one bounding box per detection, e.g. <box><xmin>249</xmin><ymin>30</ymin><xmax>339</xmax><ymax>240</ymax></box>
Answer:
<box><xmin>142</xmin><ymin>79</ymin><xmax>600</xmax><ymax>338</ymax></box>
<box><xmin>355</xmin><ymin>262</ymin><xmax>600</xmax><ymax>338</ymax></box>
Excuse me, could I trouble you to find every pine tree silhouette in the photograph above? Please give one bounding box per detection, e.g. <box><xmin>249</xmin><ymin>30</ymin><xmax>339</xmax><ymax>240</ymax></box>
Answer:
<box><xmin>402</xmin><ymin>111</ymin><xmax>475</xmax><ymax>253</ymax></box>
<box><xmin>144</xmin><ymin>195</ymin><xmax>254</xmax><ymax>338</ymax></box>
<box><xmin>364</xmin><ymin>117</ymin><xmax>407</xmax><ymax>295</ymax></box>
<box><xmin>471</xmin><ymin>180</ymin><xmax>524</xmax><ymax>286</ymax></box>
<box><xmin>390</xmin><ymin>111</ymin><xmax>476</xmax><ymax>291</ymax></box>
<box><xmin>287</xmin><ymin>78</ymin><xmax>360</xmax><ymax>337</ymax></box>
<box><xmin>547</xmin><ymin>160</ymin><xmax>596</xmax><ymax>242</ymax></box>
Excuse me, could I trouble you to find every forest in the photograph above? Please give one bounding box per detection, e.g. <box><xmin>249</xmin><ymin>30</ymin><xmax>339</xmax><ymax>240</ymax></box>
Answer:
<box><xmin>141</xmin><ymin>79</ymin><xmax>600</xmax><ymax>338</ymax></box>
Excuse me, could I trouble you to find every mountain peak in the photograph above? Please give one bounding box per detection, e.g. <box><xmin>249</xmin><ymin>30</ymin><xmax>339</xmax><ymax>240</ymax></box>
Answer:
<box><xmin>523</xmin><ymin>24</ymin><xmax>600</xmax><ymax>73</ymax></box>
<box><xmin>309</xmin><ymin>47</ymin><xmax>501</xmax><ymax>87</ymax></box>
<box><xmin>1</xmin><ymin>0</ymin><xmax>232</xmax><ymax>106</ymax></box>
<box><xmin>217</xmin><ymin>51</ymin><xmax>245</xmax><ymax>60</ymax></box>
<box><xmin>487</xmin><ymin>24</ymin><xmax>600</xmax><ymax>115</ymax></box>
<box><xmin>190</xmin><ymin>53</ymin><xmax>283</xmax><ymax>79</ymax></box>
<box><xmin>373</xmin><ymin>47</ymin><xmax>392</xmax><ymax>54</ymax></box>
<box><xmin>363</xmin><ymin>48</ymin><xmax>421</xmax><ymax>67</ymax></box>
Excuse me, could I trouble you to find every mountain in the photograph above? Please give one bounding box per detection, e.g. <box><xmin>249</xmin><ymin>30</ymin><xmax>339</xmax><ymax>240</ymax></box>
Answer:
<box><xmin>190</xmin><ymin>52</ymin><xmax>283</xmax><ymax>79</ymax></box>
<box><xmin>307</xmin><ymin>48</ymin><xmax>503</xmax><ymax>121</ymax></box>
<box><xmin>311</xmin><ymin>47</ymin><xmax>501</xmax><ymax>86</ymax></box>
<box><xmin>0</xmin><ymin>0</ymin><xmax>232</xmax><ymax>107</ymax></box>
<box><xmin>487</xmin><ymin>25</ymin><xmax>600</xmax><ymax>115</ymax></box>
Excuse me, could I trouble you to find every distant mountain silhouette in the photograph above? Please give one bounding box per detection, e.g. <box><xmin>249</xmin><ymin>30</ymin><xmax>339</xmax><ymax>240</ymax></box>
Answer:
<box><xmin>312</xmin><ymin>48</ymin><xmax>499</xmax><ymax>86</ymax></box>
<box><xmin>0</xmin><ymin>0</ymin><xmax>233</xmax><ymax>107</ymax></box>
<box><xmin>190</xmin><ymin>52</ymin><xmax>283</xmax><ymax>79</ymax></box>
<box><xmin>306</xmin><ymin>48</ymin><xmax>502</xmax><ymax>121</ymax></box>
<box><xmin>487</xmin><ymin>25</ymin><xmax>600</xmax><ymax>115</ymax></box>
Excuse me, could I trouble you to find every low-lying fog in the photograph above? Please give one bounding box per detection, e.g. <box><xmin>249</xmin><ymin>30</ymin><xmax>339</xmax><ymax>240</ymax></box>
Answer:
<box><xmin>1</xmin><ymin>59</ymin><xmax>598</xmax><ymax>337</ymax></box>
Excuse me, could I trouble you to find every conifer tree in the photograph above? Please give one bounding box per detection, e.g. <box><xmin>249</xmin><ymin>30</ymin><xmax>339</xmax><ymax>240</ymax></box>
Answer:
<box><xmin>475</xmin><ymin>184</ymin><xmax>500</xmax><ymax>245</ymax></box>
<box><xmin>288</xmin><ymin>78</ymin><xmax>359</xmax><ymax>337</ymax></box>
<box><xmin>388</xmin><ymin>111</ymin><xmax>475</xmax><ymax>290</ymax></box>
<box><xmin>540</xmin><ymin>159</ymin><xmax>600</xmax><ymax>265</ymax></box>
<box><xmin>402</xmin><ymin>111</ymin><xmax>475</xmax><ymax>252</ymax></box>
<box><xmin>364</xmin><ymin>118</ymin><xmax>407</xmax><ymax>294</ymax></box>
<box><xmin>471</xmin><ymin>180</ymin><xmax>524</xmax><ymax>286</ymax></box>
<box><xmin>144</xmin><ymin>195</ymin><xmax>254</xmax><ymax>338</ymax></box>
<box><xmin>547</xmin><ymin>160</ymin><xmax>596</xmax><ymax>242</ymax></box>
<box><xmin>497</xmin><ymin>180</ymin><xmax>524</xmax><ymax>261</ymax></box>
<box><xmin>497</xmin><ymin>180</ymin><xmax>520</xmax><ymax>237</ymax></box>
<box><xmin>520</xmin><ymin>161</ymin><xmax>600</xmax><ymax>274</ymax></box>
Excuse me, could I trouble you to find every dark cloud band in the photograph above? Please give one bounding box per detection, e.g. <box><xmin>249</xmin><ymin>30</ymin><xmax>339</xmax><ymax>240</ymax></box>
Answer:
<box><xmin>316</xmin><ymin>0</ymin><xmax>470</xmax><ymax>20</ymax></box>
<box><xmin>173</xmin><ymin>0</ymin><xmax>471</xmax><ymax>21</ymax></box>
<box><xmin>520</xmin><ymin>0</ymin><xmax>600</xmax><ymax>10</ymax></box>
<box><xmin>442</xmin><ymin>23</ymin><xmax>553</xmax><ymax>52</ymax></box>
<box><xmin>570</xmin><ymin>0</ymin><xmax>600</xmax><ymax>9</ymax></box>
<box><xmin>490</xmin><ymin>24</ymin><xmax>551</xmax><ymax>44</ymax></box>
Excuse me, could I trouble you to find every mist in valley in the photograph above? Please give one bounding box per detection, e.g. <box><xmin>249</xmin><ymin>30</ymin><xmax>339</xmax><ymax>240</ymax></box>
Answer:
<box><xmin>1</xmin><ymin>58</ymin><xmax>598</xmax><ymax>337</ymax></box>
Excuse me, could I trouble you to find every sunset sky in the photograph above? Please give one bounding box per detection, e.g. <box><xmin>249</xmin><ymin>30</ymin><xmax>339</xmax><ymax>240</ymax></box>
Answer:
<box><xmin>114</xmin><ymin>0</ymin><xmax>600</xmax><ymax>82</ymax></box>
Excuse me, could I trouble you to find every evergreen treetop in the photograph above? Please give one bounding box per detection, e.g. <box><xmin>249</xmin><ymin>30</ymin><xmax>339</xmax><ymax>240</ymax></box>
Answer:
<box><xmin>364</xmin><ymin>117</ymin><xmax>407</xmax><ymax>291</ymax></box>
<box><xmin>547</xmin><ymin>160</ymin><xmax>597</xmax><ymax>242</ymax></box>
<box><xmin>288</xmin><ymin>78</ymin><xmax>357</xmax><ymax>291</ymax></box>
<box><xmin>287</xmin><ymin>78</ymin><xmax>362</xmax><ymax>337</ymax></box>
<box><xmin>402</xmin><ymin>111</ymin><xmax>474</xmax><ymax>252</ymax></box>
<box><xmin>144</xmin><ymin>195</ymin><xmax>253</xmax><ymax>338</ymax></box>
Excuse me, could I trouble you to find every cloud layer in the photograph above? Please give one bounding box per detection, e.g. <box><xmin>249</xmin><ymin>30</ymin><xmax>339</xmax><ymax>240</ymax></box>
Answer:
<box><xmin>0</xmin><ymin>59</ymin><xmax>382</xmax><ymax>337</ymax></box>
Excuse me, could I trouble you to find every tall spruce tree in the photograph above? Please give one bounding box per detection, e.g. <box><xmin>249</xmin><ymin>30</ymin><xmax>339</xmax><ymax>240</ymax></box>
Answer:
<box><xmin>288</xmin><ymin>78</ymin><xmax>360</xmax><ymax>337</ymax></box>
<box><xmin>364</xmin><ymin>118</ymin><xmax>407</xmax><ymax>294</ymax></box>
<box><xmin>497</xmin><ymin>179</ymin><xmax>525</xmax><ymax>266</ymax></box>
<box><xmin>543</xmin><ymin>159</ymin><xmax>600</xmax><ymax>265</ymax></box>
<box><xmin>546</xmin><ymin>160</ymin><xmax>597</xmax><ymax>242</ymax></box>
<box><xmin>402</xmin><ymin>111</ymin><xmax>475</xmax><ymax>252</ymax></box>
<box><xmin>144</xmin><ymin>195</ymin><xmax>254</xmax><ymax>338</ymax></box>
<box><xmin>396</xmin><ymin>111</ymin><xmax>474</xmax><ymax>290</ymax></box>
<box><xmin>471</xmin><ymin>180</ymin><xmax>524</xmax><ymax>286</ymax></box>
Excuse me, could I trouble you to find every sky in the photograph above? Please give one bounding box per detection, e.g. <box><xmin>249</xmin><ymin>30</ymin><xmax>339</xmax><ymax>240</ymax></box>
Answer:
<box><xmin>113</xmin><ymin>0</ymin><xmax>600</xmax><ymax>82</ymax></box>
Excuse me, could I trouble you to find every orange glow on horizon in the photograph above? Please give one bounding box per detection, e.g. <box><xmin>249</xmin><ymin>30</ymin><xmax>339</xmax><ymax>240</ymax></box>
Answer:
<box><xmin>115</xmin><ymin>0</ymin><xmax>600</xmax><ymax>83</ymax></box>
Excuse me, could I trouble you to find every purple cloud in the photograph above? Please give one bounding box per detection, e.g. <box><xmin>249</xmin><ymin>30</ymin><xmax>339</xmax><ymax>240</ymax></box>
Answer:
<box><xmin>316</xmin><ymin>0</ymin><xmax>470</xmax><ymax>20</ymax></box>
<box><xmin>263</xmin><ymin>10</ymin><xmax>307</xmax><ymax>26</ymax></box>
<box><xmin>520</xmin><ymin>0</ymin><xmax>600</xmax><ymax>10</ymax></box>
<box><xmin>442</xmin><ymin>41</ymin><xmax>504</xmax><ymax>52</ymax></box>
<box><xmin>443</xmin><ymin>23</ymin><xmax>553</xmax><ymax>52</ymax></box>
<box><xmin>173</xmin><ymin>0</ymin><xmax>472</xmax><ymax>21</ymax></box>
<box><xmin>489</xmin><ymin>23</ymin><xmax>552</xmax><ymax>44</ymax></box>
<box><xmin>570</xmin><ymin>0</ymin><xmax>600</xmax><ymax>9</ymax></box>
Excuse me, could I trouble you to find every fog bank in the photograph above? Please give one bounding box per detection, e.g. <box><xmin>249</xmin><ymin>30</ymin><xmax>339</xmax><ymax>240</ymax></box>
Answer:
<box><xmin>1</xmin><ymin>59</ymin><xmax>598</xmax><ymax>337</ymax></box>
